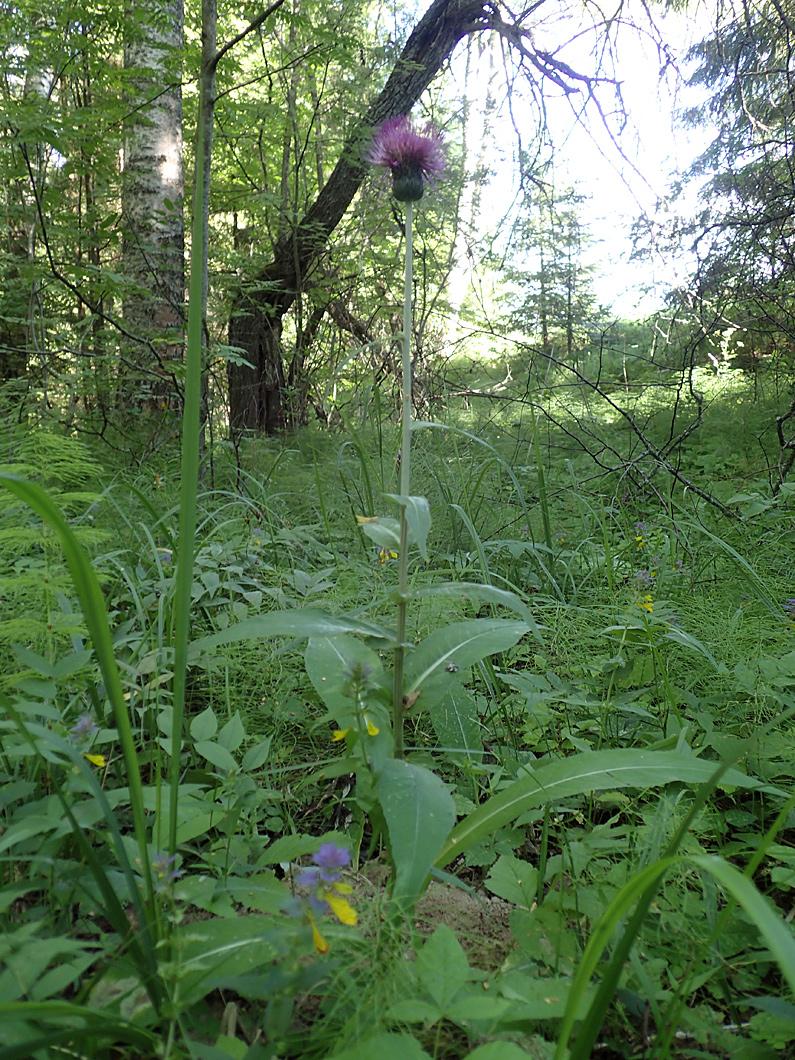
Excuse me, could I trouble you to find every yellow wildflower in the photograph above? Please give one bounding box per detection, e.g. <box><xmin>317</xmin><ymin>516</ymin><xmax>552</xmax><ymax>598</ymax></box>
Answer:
<box><xmin>309</xmin><ymin>913</ymin><xmax>329</xmax><ymax>954</ymax></box>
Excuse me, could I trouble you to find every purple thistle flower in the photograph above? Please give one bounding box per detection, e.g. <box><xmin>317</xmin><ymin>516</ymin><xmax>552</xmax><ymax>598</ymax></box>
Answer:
<box><xmin>367</xmin><ymin>115</ymin><xmax>445</xmax><ymax>202</ymax></box>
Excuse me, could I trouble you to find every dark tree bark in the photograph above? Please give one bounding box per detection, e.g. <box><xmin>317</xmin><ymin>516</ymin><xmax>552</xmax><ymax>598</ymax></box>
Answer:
<box><xmin>228</xmin><ymin>0</ymin><xmax>493</xmax><ymax>433</ymax></box>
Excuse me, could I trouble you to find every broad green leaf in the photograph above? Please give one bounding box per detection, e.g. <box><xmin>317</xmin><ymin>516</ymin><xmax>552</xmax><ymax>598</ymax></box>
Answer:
<box><xmin>416</xmin><ymin>925</ymin><xmax>470</xmax><ymax>1010</ymax></box>
<box><xmin>259</xmin><ymin>833</ymin><xmax>321</xmax><ymax>865</ymax></box>
<box><xmin>176</xmin><ymin>812</ymin><xmax>216</xmax><ymax>845</ymax></box>
<box><xmin>356</xmin><ymin>516</ymin><xmax>401</xmax><ymax>550</ymax></box>
<box><xmin>305</xmin><ymin>635</ymin><xmax>383</xmax><ymax>715</ymax></box>
<box><xmin>409</xmin><ymin>581</ymin><xmax>538</xmax><ymax>629</ymax></box>
<box><xmin>175</xmin><ymin>915</ymin><xmax>282</xmax><ymax>1005</ymax></box>
<box><xmin>188</xmin><ymin>610</ymin><xmax>393</xmax><ymax>660</ymax></box>
<box><xmin>465</xmin><ymin>1043</ymin><xmax>538</xmax><ymax>1060</ymax></box>
<box><xmin>376</xmin><ymin>759</ymin><xmax>455</xmax><ymax>907</ymax></box>
<box><xmin>190</xmin><ymin>706</ymin><xmax>217</xmax><ymax>742</ymax></box>
<box><xmin>499</xmin><ymin>971</ymin><xmax>592</xmax><ymax>1020</ymax></box>
<box><xmin>329</xmin><ymin>1032</ymin><xmax>433</xmax><ymax>1060</ymax></box>
<box><xmin>194</xmin><ymin>741</ymin><xmax>237</xmax><ymax>773</ymax></box>
<box><xmin>386</xmin><ymin>998</ymin><xmax>441</xmax><ymax>1023</ymax></box>
<box><xmin>242</xmin><ymin>736</ymin><xmax>272</xmax><ymax>772</ymax></box>
<box><xmin>404</xmin><ymin>619</ymin><xmax>528</xmax><ymax>694</ymax></box>
<box><xmin>427</xmin><ymin>685</ymin><xmax>483</xmax><ymax>763</ymax></box>
<box><xmin>384</xmin><ymin>493</ymin><xmax>432</xmax><ymax>559</ymax></box>
<box><xmin>437</xmin><ymin>749</ymin><xmax>781</xmax><ymax>869</ymax></box>
<box><xmin>11</xmin><ymin>646</ymin><xmax>92</xmax><ymax>680</ymax></box>
<box><xmin>445</xmin><ymin>996</ymin><xmax>513</xmax><ymax>1022</ymax></box>
<box><xmin>484</xmin><ymin>854</ymin><xmax>538</xmax><ymax>908</ymax></box>
<box><xmin>52</xmin><ymin>650</ymin><xmax>93</xmax><ymax>679</ymax></box>
<box><xmin>225</xmin><ymin>873</ymin><xmax>286</xmax><ymax>914</ymax></box>
<box><xmin>217</xmin><ymin>711</ymin><xmax>246</xmax><ymax>752</ymax></box>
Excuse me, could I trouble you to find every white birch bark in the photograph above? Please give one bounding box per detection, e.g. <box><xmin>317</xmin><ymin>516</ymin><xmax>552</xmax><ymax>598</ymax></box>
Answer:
<box><xmin>121</xmin><ymin>0</ymin><xmax>184</xmax><ymax>401</ymax></box>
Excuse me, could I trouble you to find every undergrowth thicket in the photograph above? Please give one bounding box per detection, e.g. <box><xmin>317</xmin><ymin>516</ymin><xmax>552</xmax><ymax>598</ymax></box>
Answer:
<box><xmin>3</xmin><ymin>358</ymin><xmax>795</xmax><ymax>1060</ymax></box>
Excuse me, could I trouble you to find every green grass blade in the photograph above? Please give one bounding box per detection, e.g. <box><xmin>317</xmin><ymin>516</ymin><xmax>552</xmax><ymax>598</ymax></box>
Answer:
<box><xmin>436</xmin><ymin>748</ymin><xmax>781</xmax><ymax>869</ymax></box>
<box><xmin>0</xmin><ymin>1001</ymin><xmax>158</xmax><ymax>1060</ymax></box>
<box><xmin>0</xmin><ymin>473</ymin><xmax>155</xmax><ymax>913</ymax></box>
<box><xmin>555</xmin><ymin>856</ymin><xmax>680</xmax><ymax>1059</ymax></box>
<box><xmin>690</xmin><ymin>854</ymin><xmax>795</xmax><ymax>995</ymax></box>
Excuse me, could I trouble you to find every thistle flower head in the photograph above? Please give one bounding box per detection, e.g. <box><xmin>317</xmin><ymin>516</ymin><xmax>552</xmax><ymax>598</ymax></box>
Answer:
<box><xmin>367</xmin><ymin>114</ymin><xmax>445</xmax><ymax>202</ymax></box>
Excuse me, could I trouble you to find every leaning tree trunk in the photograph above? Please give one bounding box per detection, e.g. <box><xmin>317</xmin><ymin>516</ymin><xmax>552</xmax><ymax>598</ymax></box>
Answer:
<box><xmin>121</xmin><ymin>0</ymin><xmax>185</xmax><ymax>410</ymax></box>
<box><xmin>228</xmin><ymin>0</ymin><xmax>493</xmax><ymax>433</ymax></box>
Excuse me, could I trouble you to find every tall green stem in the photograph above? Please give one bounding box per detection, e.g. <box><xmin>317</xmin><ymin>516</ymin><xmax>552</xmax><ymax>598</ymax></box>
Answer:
<box><xmin>392</xmin><ymin>200</ymin><xmax>413</xmax><ymax>759</ymax></box>
<box><xmin>169</xmin><ymin>107</ymin><xmax>205</xmax><ymax>857</ymax></box>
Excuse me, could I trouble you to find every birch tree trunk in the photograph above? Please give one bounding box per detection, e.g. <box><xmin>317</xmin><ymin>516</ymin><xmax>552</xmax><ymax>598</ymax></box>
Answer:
<box><xmin>121</xmin><ymin>0</ymin><xmax>185</xmax><ymax>409</ymax></box>
<box><xmin>0</xmin><ymin>37</ymin><xmax>52</xmax><ymax>385</ymax></box>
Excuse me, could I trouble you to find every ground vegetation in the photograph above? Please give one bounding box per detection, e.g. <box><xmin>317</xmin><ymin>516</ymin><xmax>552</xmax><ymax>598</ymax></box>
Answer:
<box><xmin>3</xmin><ymin>1</ymin><xmax>795</xmax><ymax>1058</ymax></box>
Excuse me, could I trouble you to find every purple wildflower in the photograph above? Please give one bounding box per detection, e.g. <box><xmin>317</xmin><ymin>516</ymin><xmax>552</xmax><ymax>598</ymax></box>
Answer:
<box><xmin>367</xmin><ymin>115</ymin><xmax>445</xmax><ymax>202</ymax></box>
<box><xmin>70</xmin><ymin>715</ymin><xmax>99</xmax><ymax>742</ymax></box>
<box><xmin>315</xmin><ymin>843</ymin><xmax>350</xmax><ymax>871</ymax></box>
<box><xmin>151</xmin><ymin>852</ymin><xmax>183</xmax><ymax>892</ymax></box>
<box><xmin>297</xmin><ymin>843</ymin><xmax>351</xmax><ymax>887</ymax></box>
<box><xmin>294</xmin><ymin>843</ymin><xmax>357</xmax><ymax>950</ymax></box>
<box><xmin>633</xmin><ymin>569</ymin><xmax>655</xmax><ymax>590</ymax></box>
<box><xmin>297</xmin><ymin>865</ymin><xmax>322</xmax><ymax>888</ymax></box>
<box><xmin>784</xmin><ymin>599</ymin><xmax>795</xmax><ymax>619</ymax></box>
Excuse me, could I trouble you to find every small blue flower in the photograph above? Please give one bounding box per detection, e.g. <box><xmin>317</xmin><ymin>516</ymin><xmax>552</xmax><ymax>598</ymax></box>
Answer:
<box><xmin>151</xmin><ymin>853</ymin><xmax>183</xmax><ymax>892</ymax></box>
<box><xmin>297</xmin><ymin>843</ymin><xmax>351</xmax><ymax>885</ymax></box>
<box><xmin>69</xmin><ymin>715</ymin><xmax>99</xmax><ymax>742</ymax></box>
<box><xmin>315</xmin><ymin>843</ymin><xmax>350</xmax><ymax>871</ymax></box>
<box><xmin>295</xmin><ymin>843</ymin><xmax>357</xmax><ymax>951</ymax></box>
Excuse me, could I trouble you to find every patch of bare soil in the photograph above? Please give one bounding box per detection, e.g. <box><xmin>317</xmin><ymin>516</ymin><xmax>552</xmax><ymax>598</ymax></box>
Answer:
<box><xmin>353</xmin><ymin>862</ymin><xmax>515</xmax><ymax>970</ymax></box>
<box><xmin>416</xmin><ymin>882</ymin><xmax>514</xmax><ymax>969</ymax></box>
